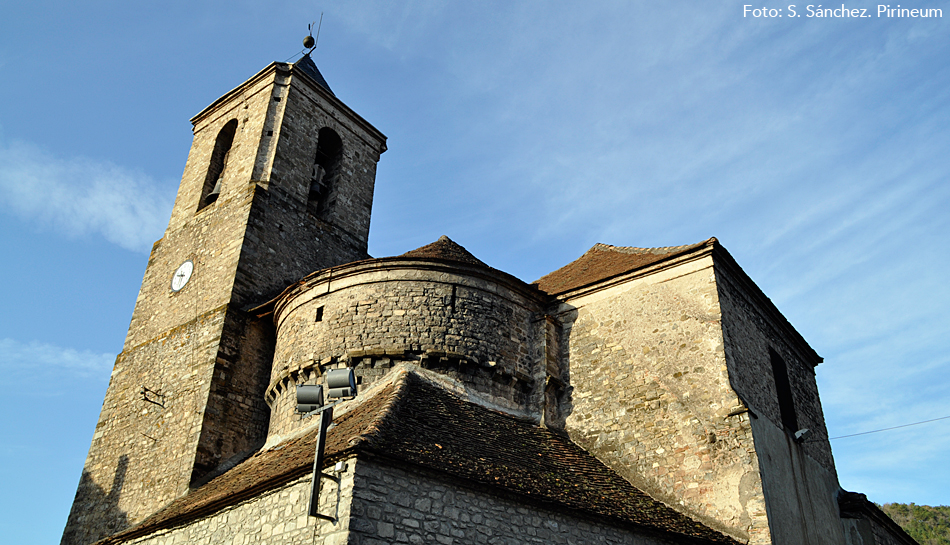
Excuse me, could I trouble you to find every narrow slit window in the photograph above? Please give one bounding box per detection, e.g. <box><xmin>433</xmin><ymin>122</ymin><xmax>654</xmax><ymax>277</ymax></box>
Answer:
<box><xmin>198</xmin><ymin>119</ymin><xmax>238</xmax><ymax>212</ymax></box>
<box><xmin>770</xmin><ymin>348</ymin><xmax>798</xmax><ymax>433</ymax></box>
<box><xmin>308</xmin><ymin>128</ymin><xmax>343</xmax><ymax>218</ymax></box>
<box><xmin>315</xmin><ymin>306</ymin><xmax>324</xmax><ymax>322</ymax></box>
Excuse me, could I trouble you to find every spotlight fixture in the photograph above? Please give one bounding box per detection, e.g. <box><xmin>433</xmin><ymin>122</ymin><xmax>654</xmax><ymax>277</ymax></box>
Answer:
<box><xmin>296</xmin><ymin>384</ymin><xmax>324</xmax><ymax>414</ymax></box>
<box><xmin>326</xmin><ymin>368</ymin><xmax>357</xmax><ymax>399</ymax></box>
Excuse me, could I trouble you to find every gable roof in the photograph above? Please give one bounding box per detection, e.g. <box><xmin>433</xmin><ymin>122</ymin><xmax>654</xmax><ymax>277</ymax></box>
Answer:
<box><xmin>99</xmin><ymin>368</ymin><xmax>736</xmax><ymax>544</ymax></box>
<box><xmin>399</xmin><ymin>235</ymin><xmax>489</xmax><ymax>267</ymax></box>
<box><xmin>534</xmin><ymin>239</ymin><xmax>715</xmax><ymax>295</ymax></box>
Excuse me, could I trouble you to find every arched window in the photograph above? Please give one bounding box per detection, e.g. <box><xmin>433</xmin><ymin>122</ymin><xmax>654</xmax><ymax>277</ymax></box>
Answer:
<box><xmin>198</xmin><ymin>119</ymin><xmax>238</xmax><ymax>212</ymax></box>
<box><xmin>308</xmin><ymin>128</ymin><xmax>342</xmax><ymax>218</ymax></box>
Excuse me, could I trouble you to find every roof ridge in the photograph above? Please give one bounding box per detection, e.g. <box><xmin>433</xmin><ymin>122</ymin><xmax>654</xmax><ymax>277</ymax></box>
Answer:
<box><xmin>592</xmin><ymin>237</ymin><xmax>717</xmax><ymax>254</ymax></box>
<box><xmin>533</xmin><ymin>238</ymin><xmax>717</xmax><ymax>295</ymax></box>
<box><xmin>344</xmin><ymin>367</ymin><xmax>412</xmax><ymax>449</ymax></box>
<box><xmin>398</xmin><ymin>235</ymin><xmax>489</xmax><ymax>268</ymax></box>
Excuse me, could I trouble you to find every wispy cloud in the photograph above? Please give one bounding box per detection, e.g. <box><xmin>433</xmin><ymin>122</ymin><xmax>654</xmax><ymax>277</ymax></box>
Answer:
<box><xmin>0</xmin><ymin>139</ymin><xmax>175</xmax><ymax>252</ymax></box>
<box><xmin>0</xmin><ymin>338</ymin><xmax>115</xmax><ymax>383</ymax></box>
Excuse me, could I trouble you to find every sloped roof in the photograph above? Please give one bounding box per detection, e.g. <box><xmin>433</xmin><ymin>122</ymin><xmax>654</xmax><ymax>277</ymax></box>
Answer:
<box><xmin>838</xmin><ymin>492</ymin><xmax>919</xmax><ymax>545</ymax></box>
<box><xmin>97</xmin><ymin>378</ymin><xmax>400</xmax><ymax>544</ymax></box>
<box><xmin>99</xmin><ymin>369</ymin><xmax>736</xmax><ymax>544</ymax></box>
<box><xmin>293</xmin><ymin>54</ymin><xmax>333</xmax><ymax>95</ymax></box>
<box><xmin>399</xmin><ymin>235</ymin><xmax>489</xmax><ymax>267</ymax></box>
<box><xmin>534</xmin><ymin>239</ymin><xmax>715</xmax><ymax>295</ymax></box>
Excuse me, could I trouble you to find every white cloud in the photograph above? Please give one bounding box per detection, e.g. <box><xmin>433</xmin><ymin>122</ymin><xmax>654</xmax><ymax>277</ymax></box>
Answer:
<box><xmin>0</xmin><ymin>338</ymin><xmax>115</xmax><ymax>382</ymax></box>
<box><xmin>0</xmin><ymin>139</ymin><xmax>175</xmax><ymax>253</ymax></box>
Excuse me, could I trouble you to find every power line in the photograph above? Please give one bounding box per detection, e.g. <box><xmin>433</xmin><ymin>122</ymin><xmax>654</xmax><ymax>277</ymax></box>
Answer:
<box><xmin>830</xmin><ymin>414</ymin><xmax>950</xmax><ymax>440</ymax></box>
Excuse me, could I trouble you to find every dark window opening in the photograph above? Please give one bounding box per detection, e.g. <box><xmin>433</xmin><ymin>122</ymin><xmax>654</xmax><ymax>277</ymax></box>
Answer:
<box><xmin>315</xmin><ymin>306</ymin><xmax>324</xmax><ymax>322</ymax></box>
<box><xmin>445</xmin><ymin>285</ymin><xmax>457</xmax><ymax>313</ymax></box>
<box><xmin>308</xmin><ymin>128</ymin><xmax>343</xmax><ymax>218</ymax></box>
<box><xmin>198</xmin><ymin>119</ymin><xmax>238</xmax><ymax>212</ymax></box>
<box><xmin>770</xmin><ymin>348</ymin><xmax>798</xmax><ymax>433</ymax></box>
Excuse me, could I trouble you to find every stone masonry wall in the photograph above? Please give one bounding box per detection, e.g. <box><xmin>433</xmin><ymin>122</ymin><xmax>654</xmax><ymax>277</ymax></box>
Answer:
<box><xmin>125</xmin><ymin>462</ymin><xmax>356</xmax><ymax>545</ymax></box>
<box><xmin>558</xmin><ymin>255</ymin><xmax>770</xmax><ymax>544</ymax></box>
<box><xmin>349</xmin><ymin>456</ymin><xmax>693</xmax><ymax>545</ymax></box>
<box><xmin>748</xmin><ymin>417</ymin><xmax>846</xmax><ymax>545</ymax></box>
<box><xmin>233</xmin><ymin>64</ymin><xmax>387</xmax><ymax>307</ymax></box>
<box><xmin>714</xmin><ymin>260</ymin><xmax>845</xmax><ymax>545</ymax></box>
<box><xmin>269</xmin><ymin>65</ymin><xmax>383</xmax><ymax>246</ymax></box>
<box><xmin>714</xmin><ymin>263</ymin><xmax>833</xmax><ymax>470</ymax></box>
<box><xmin>124</xmin><ymin>76</ymin><xmax>269</xmax><ymax>350</ymax></box>
<box><xmin>66</xmin><ymin>70</ymin><xmax>281</xmax><ymax>545</ymax></box>
<box><xmin>62</xmin><ymin>307</ymin><xmax>228</xmax><ymax>545</ymax></box>
<box><xmin>267</xmin><ymin>263</ymin><xmax>546</xmax><ymax>438</ymax></box>
<box><xmin>117</xmin><ymin>453</ymin><xmax>707</xmax><ymax>545</ymax></box>
<box><xmin>191</xmin><ymin>311</ymin><xmax>275</xmax><ymax>483</ymax></box>
<box><xmin>67</xmin><ymin>62</ymin><xmax>384</xmax><ymax>544</ymax></box>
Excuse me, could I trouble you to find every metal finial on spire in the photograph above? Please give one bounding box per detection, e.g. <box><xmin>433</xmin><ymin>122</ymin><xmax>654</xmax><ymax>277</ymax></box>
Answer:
<box><xmin>303</xmin><ymin>14</ymin><xmax>323</xmax><ymax>53</ymax></box>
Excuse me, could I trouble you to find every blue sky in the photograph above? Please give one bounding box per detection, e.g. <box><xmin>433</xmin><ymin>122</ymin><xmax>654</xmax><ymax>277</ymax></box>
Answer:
<box><xmin>1</xmin><ymin>1</ymin><xmax>948</xmax><ymax>542</ymax></box>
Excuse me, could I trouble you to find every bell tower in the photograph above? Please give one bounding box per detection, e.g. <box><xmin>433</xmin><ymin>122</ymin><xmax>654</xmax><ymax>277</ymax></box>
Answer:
<box><xmin>62</xmin><ymin>55</ymin><xmax>386</xmax><ymax>545</ymax></box>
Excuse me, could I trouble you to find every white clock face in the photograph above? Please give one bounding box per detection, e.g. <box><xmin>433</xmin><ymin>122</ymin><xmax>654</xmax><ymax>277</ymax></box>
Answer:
<box><xmin>171</xmin><ymin>260</ymin><xmax>194</xmax><ymax>292</ymax></box>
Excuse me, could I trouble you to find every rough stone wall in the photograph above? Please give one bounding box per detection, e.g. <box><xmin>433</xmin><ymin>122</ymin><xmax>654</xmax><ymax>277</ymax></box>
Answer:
<box><xmin>65</xmin><ymin>72</ymin><xmax>278</xmax><ymax>544</ymax></box>
<box><xmin>715</xmin><ymin>260</ymin><xmax>845</xmax><ymax>545</ymax></box>
<box><xmin>124</xmin><ymin>465</ymin><xmax>355</xmax><ymax>545</ymax></box>
<box><xmin>349</xmin><ymin>457</ymin><xmax>695</xmax><ymax>545</ymax></box>
<box><xmin>191</xmin><ymin>312</ymin><xmax>274</xmax><ymax>483</ymax></box>
<box><xmin>714</xmin><ymin>263</ymin><xmax>833</xmax><ymax>471</ymax></box>
<box><xmin>114</xmin><ymin>453</ymin><xmax>714</xmax><ymax>545</ymax></box>
<box><xmin>233</xmin><ymin>66</ymin><xmax>386</xmax><ymax>307</ymax></box>
<box><xmin>62</xmin><ymin>307</ymin><xmax>228</xmax><ymax>545</ymax></box>
<box><xmin>123</xmin><ymin>171</ymin><xmax>253</xmax><ymax>352</ymax></box>
<box><xmin>66</xmin><ymin>62</ymin><xmax>385</xmax><ymax>544</ymax></box>
<box><xmin>269</xmin><ymin>66</ymin><xmax>383</xmax><ymax>246</ymax></box>
<box><xmin>123</xmin><ymin>72</ymin><xmax>271</xmax><ymax>350</ymax></box>
<box><xmin>267</xmin><ymin>264</ymin><xmax>546</xmax><ymax>437</ymax></box>
<box><xmin>558</xmin><ymin>255</ymin><xmax>770</xmax><ymax>544</ymax></box>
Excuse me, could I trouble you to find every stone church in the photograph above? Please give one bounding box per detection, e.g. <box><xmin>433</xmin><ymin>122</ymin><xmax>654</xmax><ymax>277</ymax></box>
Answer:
<box><xmin>62</xmin><ymin>53</ymin><xmax>916</xmax><ymax>545</ymax></box>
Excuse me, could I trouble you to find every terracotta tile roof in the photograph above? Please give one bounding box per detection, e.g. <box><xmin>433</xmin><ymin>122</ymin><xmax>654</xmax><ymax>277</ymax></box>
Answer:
<box><xmin>100</xmin><ymin>369</ymin><xmax>736</xmax><ymax>544</ymax></box>
<box><xmin>399</xmin><ymin>235</ymin><xmax>488</xmax><ymax>267</ymax></box>
<box><xmin>534</xmin><ymin>239</ymin><xmax>716</xmax><ymax>295</ymax></box>
<box><xmin>362</xmin><ymin>372</ymin><xmax>738</xmax><ymax>544</ymax></box>
<box><xmin>96</xmin><ymin>381</ymin><xmax>400</xmax><ymax>544</ymax></box>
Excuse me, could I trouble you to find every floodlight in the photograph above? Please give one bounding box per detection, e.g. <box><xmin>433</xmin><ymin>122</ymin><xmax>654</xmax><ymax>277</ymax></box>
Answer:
<box><xmin>296</xmin><ymin>384</ymin><xmax>324</xmax><ymax>414</ymax></box>
<box><xmin>326</xmin><ymin>368</ymin><xmax>357</xmax><ymax>399</ymax></box>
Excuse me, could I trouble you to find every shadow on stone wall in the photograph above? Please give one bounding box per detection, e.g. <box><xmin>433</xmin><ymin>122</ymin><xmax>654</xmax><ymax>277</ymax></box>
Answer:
<box><xmin>61</xmin><ymin>455</ymin><xmax>130</xmax><ymax>545</ymax></box>
<box><xmin>547</xmin><ymin>306</ymin><xmax>578</xmax><ymax>430</ymax></box>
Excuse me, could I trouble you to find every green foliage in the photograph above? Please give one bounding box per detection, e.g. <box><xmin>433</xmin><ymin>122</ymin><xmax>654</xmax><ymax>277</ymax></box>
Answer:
<box><xmin>880</xmin><ymin>503</ymin><xmax>950</xmax><ymax>545</ymax></box>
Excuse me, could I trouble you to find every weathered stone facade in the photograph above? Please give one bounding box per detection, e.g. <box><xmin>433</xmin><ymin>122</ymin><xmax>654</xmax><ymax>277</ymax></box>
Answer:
<box><xmin>113</xmin><ymin>454</ymin><xmax>722</xmax><ymax>545</ymax></box>
<box><xmin>349</xmin><ymin>457</ymin><xmax>708</xmax><ymax>545</ymax></box>
<box><xmin>63</xmin><ymin>58</ymin><xmax>386</xmax><ymax>545</ymax></box>
<box><xmin>553</xmin><ymin>252</ymin><xmax>769</xmax><ymax>543</ymax></box>
<box><xmin>265</xmin><ymin>257</ymin><xmax>547</xmax><ymax>438</ymax></box>
<box><xmin>63</xmin><ymin>54</ymin><xmax>916</xmax><ymax>545</ymax></box>
<box><xmin>121</xmin><ymin>467</ymin><xmax>354</xmax><ymax>545</ymax></box>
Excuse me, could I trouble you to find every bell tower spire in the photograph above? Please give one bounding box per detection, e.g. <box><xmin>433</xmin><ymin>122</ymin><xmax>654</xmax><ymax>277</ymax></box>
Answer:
<box><xmin>62</xmin><ymin>51</ymin><xmax>386</xmax><ymax>545</ymax></box>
